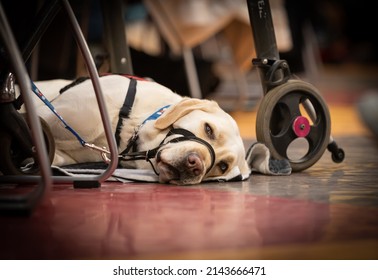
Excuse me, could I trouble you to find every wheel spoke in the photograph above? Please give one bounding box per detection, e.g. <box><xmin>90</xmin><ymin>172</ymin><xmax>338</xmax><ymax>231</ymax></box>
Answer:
<box><xmin>270</xmin><ymin>93</ymin><xmax>302</xmax><ymax>137</ymax></box>
<box><xmin>271</xmin><ymin>126</ymin><xmax>297</xmax><ymax>158</ymax></box>
<box><xmin>279</xmin><ymin>93</ymin><xmax>302</xmax><ymax>119</ymax></box>
<box><xmin>305</xmin><ymin>124</ymin><xmax>323</xmax><ymax>152</ymax></box>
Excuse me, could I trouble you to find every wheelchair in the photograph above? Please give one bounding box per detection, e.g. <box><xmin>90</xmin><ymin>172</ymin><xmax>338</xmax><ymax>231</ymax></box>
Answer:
<box><xmin>246</xmin><ymin>0</ymin><xmax>344</xmax><ymax>171</ymax></box>
<box><xmin>0</xmin><ymin>0</ymin><xmax>120</xmax><ymax>214</ymax></box>
<box><xmin>0</xmin><ymin>0</ymin><xmax>344</xmax><ymax>214</ymax></box>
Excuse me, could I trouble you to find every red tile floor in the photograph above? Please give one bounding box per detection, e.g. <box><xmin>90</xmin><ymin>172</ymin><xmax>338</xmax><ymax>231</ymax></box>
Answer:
<box><xmin>1</xmin><ymin>65</ymin><xmax>377</xmax><ymax>260</ymax></box>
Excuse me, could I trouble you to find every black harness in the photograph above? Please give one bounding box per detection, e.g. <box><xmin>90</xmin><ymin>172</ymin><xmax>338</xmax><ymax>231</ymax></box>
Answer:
<box><xmin>115</xmin><ymin>78</ymin><xmax>216</xmax><ymax>176</ymax></box>
<box><xmin>115</xmin><ymin>78</ymin><xmax>137</xmax><ymax>146</ymax></box>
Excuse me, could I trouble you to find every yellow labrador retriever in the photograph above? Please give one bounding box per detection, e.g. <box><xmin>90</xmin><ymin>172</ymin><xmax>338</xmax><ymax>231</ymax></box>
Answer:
<box><xmin>35</xmin><ymin>74</ymin><xmax>288</xmax><ymax>185</ymax></box>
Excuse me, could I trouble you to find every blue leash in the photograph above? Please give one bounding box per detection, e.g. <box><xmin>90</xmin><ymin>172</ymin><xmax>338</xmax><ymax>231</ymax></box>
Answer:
<box><xmin>31</xmin><ymin>81</ymin><xmax>111</xmax><ymax>162</ymax></box>
<box><xmin>31</xmin><ymin>82</ymin><xmax>86</xmax><ymax>146</ymax></box>
<box><xmin>30</xmin><ymin>81</ymin><xmax>172</xmax><ymax>164</ymax></box>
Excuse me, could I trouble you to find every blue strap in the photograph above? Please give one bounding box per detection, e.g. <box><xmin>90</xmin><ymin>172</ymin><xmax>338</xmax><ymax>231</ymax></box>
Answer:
<box><xmin>31</xmin><ymin>81</ymin><xmax>87</xmax><ymax>146</ymax></box>
<box><xmin>142</xmin><ymin>105</ymin><xmax>171</xmax><ymax>125</ymax></box>
<box><xmin>119</xmin><ymin>104</ymin><xmax>171</xmax><ymax>156</ymax></box>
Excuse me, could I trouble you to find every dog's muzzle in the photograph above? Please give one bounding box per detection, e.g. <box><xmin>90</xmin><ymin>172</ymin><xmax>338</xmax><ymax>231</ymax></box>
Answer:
<box><xmin>119</xmin><ymin>128</ymin><xmax>216</xmax><ymax>176</ymax></box>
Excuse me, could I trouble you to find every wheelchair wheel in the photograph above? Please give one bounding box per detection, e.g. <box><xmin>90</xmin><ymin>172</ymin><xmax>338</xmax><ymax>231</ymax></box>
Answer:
<box><xmin>0</xmin><ymin>117</ymin><xmax>55</xmax><ymax>175</ymax></box>
<box><xmin>256</xmin><ymin>79</ymin><xmax>331</xmax><ymax>172</ymax></box>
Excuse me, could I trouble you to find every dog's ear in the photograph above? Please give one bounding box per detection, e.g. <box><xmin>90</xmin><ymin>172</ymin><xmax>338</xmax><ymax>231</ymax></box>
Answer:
<box><xmin>154</xmin><ymin>98</ymin><xmax>218</xmax><ymax>129</ymax></box>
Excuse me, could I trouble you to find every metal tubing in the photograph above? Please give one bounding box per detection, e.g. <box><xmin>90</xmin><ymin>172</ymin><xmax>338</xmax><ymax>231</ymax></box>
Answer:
<box><xmin>1</xmin><ymin>0</ymin><xmax>121</xmax><ymax>208</ymax></box>
<box><xmin>246</xmin><ymin>0</ymin><xmax>279</xmax><ymax>60</ymax></box>
<box><xmin>0</xmin><ymin>2</ymin><xmax>52</xmax><ymax>212</ymax></box>
<box><xmin>20</xmin><ymin>0</ymin><xmax>61</xmax><ymax>62</ymax></box>
<box><xmin>59</xmin><ymin>0</ymin><xmax>118</xmax><ymax>183</ymax></box>
<box><xmin>246</xmin><ymin>0</ymin><xmax>282</xmax><ymax>94</ymax></box>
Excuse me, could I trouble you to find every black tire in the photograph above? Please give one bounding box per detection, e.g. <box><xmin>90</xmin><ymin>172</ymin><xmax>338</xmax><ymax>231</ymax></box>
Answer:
<box><xmin>331</xmin><ymin>148</ymin><xmax>345</xmax><ymax>163</ymax></box>
<box><xmin>0</xmin><ymin>117</ymin><xmax>55</xmax><ymax>175</ymax></box>
<box><xmin>256</xmin><ymin>79</ymin><xmax>331</xmax><ymax>172</ymax></box>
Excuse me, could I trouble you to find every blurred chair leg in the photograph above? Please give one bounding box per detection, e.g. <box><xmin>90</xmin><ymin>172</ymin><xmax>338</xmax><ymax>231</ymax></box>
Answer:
<box><xmin>183</xmin><ymin>47</ymin><xmax>202</xmax><ymax>99</ymax></box>
<box><xmin>101</xmin><ymin>0</ymin><xmax>133</xmax><ymax>74</ymax></box>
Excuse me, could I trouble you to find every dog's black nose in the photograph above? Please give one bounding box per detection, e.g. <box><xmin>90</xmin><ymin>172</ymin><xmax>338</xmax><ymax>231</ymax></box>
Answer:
<box><xmin>186</xmin><ymin>153</ymin><xmax>203</xmax><ymax>176</ymax></box>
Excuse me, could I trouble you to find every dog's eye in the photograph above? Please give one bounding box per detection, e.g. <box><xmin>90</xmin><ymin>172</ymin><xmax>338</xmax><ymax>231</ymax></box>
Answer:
<box><xmin>218</xmin><ymin>161</ymin><xmax>228</xmax><ymax>173</ymax></box>
<box><xmin>204</xmin><ymin>123</ymin><xmax>215</xmax><ymax>139</ymax></box>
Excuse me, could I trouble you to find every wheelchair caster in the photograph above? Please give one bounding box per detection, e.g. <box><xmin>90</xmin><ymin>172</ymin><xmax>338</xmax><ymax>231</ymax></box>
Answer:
<box><xmin>256</xmin><ymin>79</ymin><xmax>331</xmax><ymax>172</ymax></box>
<box><xmin>328</xmin><ymin>141</ymin><xmax>345</xmax><ymax>163</ymax></box>
<box><xmin>0</xmin><ymin>116</ymin><xmax>55</xmax><ymax>175</ymax></box>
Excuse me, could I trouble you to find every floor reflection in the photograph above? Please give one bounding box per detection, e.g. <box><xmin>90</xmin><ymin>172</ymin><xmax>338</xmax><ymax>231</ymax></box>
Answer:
<box><xmin>0</xmin><ymin>136</ymin><xmax>377</xmax><ymax>259</ymax></box>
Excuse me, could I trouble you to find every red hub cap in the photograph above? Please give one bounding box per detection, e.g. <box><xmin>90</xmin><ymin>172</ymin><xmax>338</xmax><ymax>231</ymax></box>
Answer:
<box><xmin>292</xmin><ymin>116</ymin><xmax>310</xmax><ymax>137</ymax></box>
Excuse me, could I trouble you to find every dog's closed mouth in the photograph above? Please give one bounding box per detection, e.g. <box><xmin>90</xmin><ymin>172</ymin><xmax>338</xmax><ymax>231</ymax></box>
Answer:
<box><xmin>156</xmin><ymin>151</ymin><xmax>180</xmax><ymax>183</ymax></box>
<box><xmin>157</xmin><ymin>161</ymin><xmax>180</xmax><ymax>183</ymax></box>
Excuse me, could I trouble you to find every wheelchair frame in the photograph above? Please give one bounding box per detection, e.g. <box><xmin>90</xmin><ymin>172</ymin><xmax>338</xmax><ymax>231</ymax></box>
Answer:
<box><xmin>0</xmin><ymin>0</ymin><xmax>119</xmax><ymax>214</ymax></box>
<box><xmin>0</xmin><ymin>0</ymin><xmax>344</xmax><ymax>214</ymax></box>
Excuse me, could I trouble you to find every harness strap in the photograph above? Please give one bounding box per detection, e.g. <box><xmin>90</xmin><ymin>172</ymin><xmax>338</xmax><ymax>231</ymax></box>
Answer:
<box><xmin>58</xmin><ymin>75</ymin><xmax>139</xmax><ymax>147</ymax></box>
<box><xmin>166</xmin><ymin>128</ymin><xmax>216</xmax><ymax>174</ymax></box>
<box><xmin>115</xmin><ymin>78</ymin><xmax>137</xmax><ymax>146</ymax></box>
<box><xmin>119</xmin><ymin>104</ymin><xmax>171</xmax><ymax>157</ymax></box>
<box><xmin>119</xmin><ymin>127</ymin><xmax>216</xmax><ymax>176</ymax></box>
<box><xmin>59</xmin><ymin>73</ymin><xmax>146</xmax><ymax>94</ymax></box>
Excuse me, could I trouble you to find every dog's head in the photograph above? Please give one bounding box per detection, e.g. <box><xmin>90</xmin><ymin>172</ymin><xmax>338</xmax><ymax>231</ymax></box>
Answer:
<box><xmin>148</xmin><ymin>98</ymin><xmax>250</xmax><ymax>185</ymax></box>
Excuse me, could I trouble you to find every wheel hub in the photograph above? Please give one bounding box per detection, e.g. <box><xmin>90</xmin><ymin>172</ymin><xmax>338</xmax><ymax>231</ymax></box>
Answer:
<box><xmin>292</xmin><ymin>116</ymin><xmax>310</xmax><ymax>137</ymax></box>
